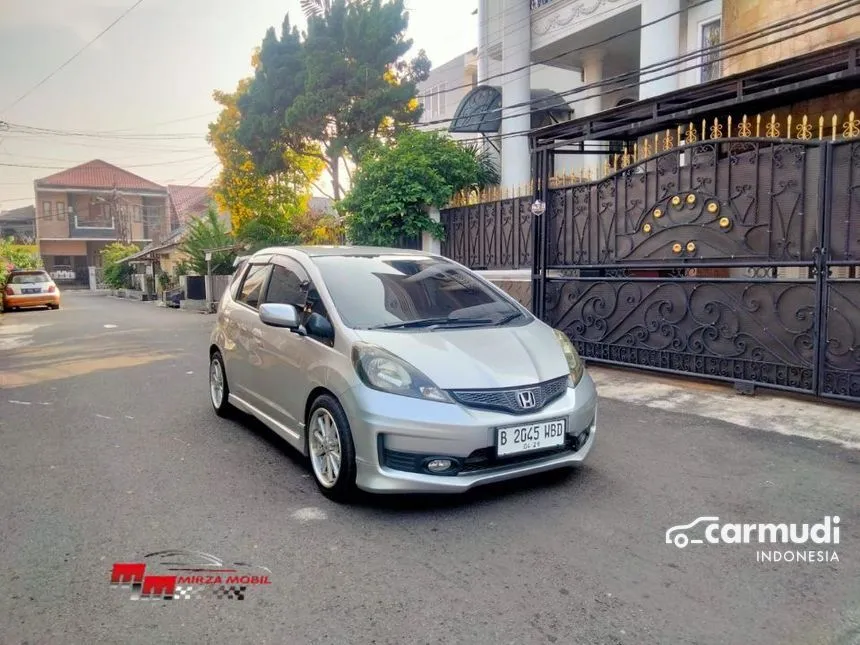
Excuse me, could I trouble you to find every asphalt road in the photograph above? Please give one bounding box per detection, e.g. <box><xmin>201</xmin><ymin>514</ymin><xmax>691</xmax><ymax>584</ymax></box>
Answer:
<box><xmin>1</xmin><ymin>292</ymin><xmax>858</xmax><ymax>645</ymax></box>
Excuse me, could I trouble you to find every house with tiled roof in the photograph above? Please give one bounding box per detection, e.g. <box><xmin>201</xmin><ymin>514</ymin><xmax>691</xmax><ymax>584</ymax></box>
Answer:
<box><xmin>33</xmin><ymin>159</ymin><xmax>169</xmax><ymax>286</ymax></box>
<box><xmin>120</xmin><ymin>184</ymin><xmax>230</xmax><ymax>278</ymax></box>
<box><xmin>0</xmin><ymin>205</ymin><xmax>35</xmax><ymax>242</ymax></box>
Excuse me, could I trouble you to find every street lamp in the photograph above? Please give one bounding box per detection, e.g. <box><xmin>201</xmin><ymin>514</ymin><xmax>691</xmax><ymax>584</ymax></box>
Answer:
<box><xmin>530</xmin><ymin>199</ymin><xmax>546</xmax><ymax>217</ymax></box>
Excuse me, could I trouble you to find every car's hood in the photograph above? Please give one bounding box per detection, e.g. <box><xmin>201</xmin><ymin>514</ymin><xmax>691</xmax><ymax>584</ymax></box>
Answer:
<box><xmin>354</xmin><ymin>320</ymin><xmax>569</xmax><ymax>389</ymax></box>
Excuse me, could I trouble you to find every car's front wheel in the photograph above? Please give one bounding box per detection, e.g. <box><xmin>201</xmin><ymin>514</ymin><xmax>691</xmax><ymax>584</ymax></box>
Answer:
<box><xmin>209</xmin><ymin>350</ymin><xmax>235</xmax><ymax>417</ymax></box>
<box><xmin>307</xmin><ymin>394</ymin><xmax>357</xmax><ymax>502</ymax></box>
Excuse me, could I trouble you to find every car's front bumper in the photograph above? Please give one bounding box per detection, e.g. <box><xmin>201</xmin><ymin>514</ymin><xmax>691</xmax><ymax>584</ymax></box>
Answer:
<box><xmin>4</xmin><ymin>293</ymin><xmax>60</xmax><ymax>308</ymax></box>
<box><xmin>341</xmin><ymin>372</ymin><xmax>598</xmax><ymax>494</ymax></box>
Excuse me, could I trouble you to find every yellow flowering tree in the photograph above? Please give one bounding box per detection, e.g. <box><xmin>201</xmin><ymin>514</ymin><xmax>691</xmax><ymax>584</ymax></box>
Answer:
<box><xmin>207</xmin><ymin>75</ymin><xmax>324</xmax><ymax>241</ymax></box>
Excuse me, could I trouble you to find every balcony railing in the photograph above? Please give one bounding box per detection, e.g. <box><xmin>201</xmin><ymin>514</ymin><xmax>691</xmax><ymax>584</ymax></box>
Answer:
<box><xmin>74</xmin><ymin>214</ymin><xmax>115</xmax><ymax>230</ymax></box>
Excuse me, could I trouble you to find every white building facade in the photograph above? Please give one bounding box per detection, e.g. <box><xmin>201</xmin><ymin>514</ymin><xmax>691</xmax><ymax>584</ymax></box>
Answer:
<box><xmin>443</xmin><ymin>0</ymin><xmax>724</xmax><ymax>190</ymax></box>
<box><xmin>417</xmin><ymin>50</ymin><xmax>479</xmax><ymax>143</ymax></box>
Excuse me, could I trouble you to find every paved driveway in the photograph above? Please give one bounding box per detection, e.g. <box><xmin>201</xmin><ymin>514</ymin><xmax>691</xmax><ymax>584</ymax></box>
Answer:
<box><xmin>0</xmin><ymin>292</ymin><xmax>857</xmax><ymax>644</ymax></box>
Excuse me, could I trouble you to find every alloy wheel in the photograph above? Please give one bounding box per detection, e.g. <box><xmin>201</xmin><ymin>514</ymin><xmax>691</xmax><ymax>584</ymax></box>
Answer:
<box><xmin>210</xmin><ymin>357</ymin><xmax>225</xmax><ymax>409</ymax></box>
<box><xmin>308</xmin><ymin>408</ymin><xmax>342</xmax><ymax>488</ymax></box>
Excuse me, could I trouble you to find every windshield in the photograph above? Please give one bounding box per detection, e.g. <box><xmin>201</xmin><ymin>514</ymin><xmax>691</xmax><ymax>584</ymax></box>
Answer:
<box><xmin>312</xmin><ymin>255</ymin><xmax>528</xmax><ymax>330</ymax></box>
<box><xmin>10</xmin><ymin>272</ymin><xmax>50</xmax><ymax>284</ymax></box>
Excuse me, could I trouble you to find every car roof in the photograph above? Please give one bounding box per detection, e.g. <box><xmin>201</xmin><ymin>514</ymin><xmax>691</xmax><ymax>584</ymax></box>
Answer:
<box><xmin>252</xmin><ymin>246</ymin><xmax>435</xmax><ymax>259</ymax></box>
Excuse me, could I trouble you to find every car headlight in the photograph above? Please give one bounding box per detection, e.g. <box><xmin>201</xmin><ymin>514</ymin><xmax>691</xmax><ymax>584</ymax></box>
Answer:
<box><xmin>352</xmin><ymin>343</ymin><xmax>453</xmax><ymax>403</ymax></box>
<box><xmin>553</xmin><ymin>329</ymin><xmax>584</xmax><ymax>387</ymax></box>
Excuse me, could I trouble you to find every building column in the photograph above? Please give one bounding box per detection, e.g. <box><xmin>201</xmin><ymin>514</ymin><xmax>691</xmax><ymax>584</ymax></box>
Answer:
<box><xmin>500</xmin><ymin>0</ymin><xmax>531</xmax><ymax>190</ymax></box>
<box><xmin>580</xmin><ymin>50</ymin><xmax>604</xmax><ymax>117</ymax></box>
<box><xmin>639</xmin><ymin>0</ymin><xmax>681</xmax><ymax>100</ymax></box>
<box><xmin>477</xmin><ymin>0</ymin><xmax>490</xmax><ymax>84</ymax></box>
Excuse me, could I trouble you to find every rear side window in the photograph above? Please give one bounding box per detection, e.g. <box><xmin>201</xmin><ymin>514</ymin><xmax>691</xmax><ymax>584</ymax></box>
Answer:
<box><xmin>10</xmin><ymin>272</ymin><xmax>50</xmax><ymax>284</ymax></box>
<box><xmin>237</xmin><ymin>264</ymin><xmax>271</xmax><ymax>309</ymax></box>
<box><xmin>229</xmin><ymin>261</ymin><xmax>249</xmax><ymax>299</ymax></box>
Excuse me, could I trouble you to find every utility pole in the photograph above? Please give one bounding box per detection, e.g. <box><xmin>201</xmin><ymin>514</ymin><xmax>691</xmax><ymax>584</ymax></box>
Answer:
<box><xmin>111</xmin><ymin>188</ymin><xmax>131</xmax><ymax>245</ymax></box>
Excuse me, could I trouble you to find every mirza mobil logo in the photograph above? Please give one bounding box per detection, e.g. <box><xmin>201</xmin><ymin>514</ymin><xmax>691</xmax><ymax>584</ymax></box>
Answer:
<box><xmin>110</xmin><ymin>550</ymin><xmax>272</xmax><ymax>600</ymax></box>
<box><xmin>665</xmin><ymin>516</ymin><xmax>841</xmax><ymax>563</ymax></box>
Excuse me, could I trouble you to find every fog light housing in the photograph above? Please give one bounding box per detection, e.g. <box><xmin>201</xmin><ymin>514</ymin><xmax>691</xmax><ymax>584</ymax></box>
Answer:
<box><xmin>426</xmin><ymin>458</ymin><xmax>453</xmax><ymax>473</ymax></box>
<box><xmin>575</xmin><ymin>429</ymin><xmax>591</xmax><ymax>450</ymax></box>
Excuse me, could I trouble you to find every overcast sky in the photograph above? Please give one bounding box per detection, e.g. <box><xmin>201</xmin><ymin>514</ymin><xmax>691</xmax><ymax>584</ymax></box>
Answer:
<box><xmin>0</xmin><ymin>0</ymin><xmax>477</xmax><ymax>208</ymax></box>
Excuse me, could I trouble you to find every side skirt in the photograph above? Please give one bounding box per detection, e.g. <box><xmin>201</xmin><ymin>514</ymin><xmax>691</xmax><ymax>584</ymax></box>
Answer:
<box><xmin>228</xmin><ymin>394</ymin><xmax>307</xmax><ymax>456</ymax></box>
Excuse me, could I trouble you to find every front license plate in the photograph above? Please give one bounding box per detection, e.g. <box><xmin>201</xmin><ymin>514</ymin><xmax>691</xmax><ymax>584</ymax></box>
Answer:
<box><xmin>496</xmin><ymin>418</ymin><xmax>567</xmax><ymax>457</ymax></box>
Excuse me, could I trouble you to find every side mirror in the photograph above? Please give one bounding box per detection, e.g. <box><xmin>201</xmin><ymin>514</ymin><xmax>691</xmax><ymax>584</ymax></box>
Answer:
<box><xmin>306</xmin><ymin>312</ymin><xmax>335</xmax><ymax>340</ymax></box>
<box><xmin>259</xmin><ymin>303</ymin><xmax>300</xmax><ymax>330</ymax></box>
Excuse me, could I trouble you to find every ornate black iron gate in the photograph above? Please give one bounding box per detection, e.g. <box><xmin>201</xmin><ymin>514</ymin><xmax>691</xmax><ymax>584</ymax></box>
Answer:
<box><xmin>537</xmin><ymin>135</ymin><xmax>860</xmax><ymax>403</ymax></box>
<box><xmin>440</xmin><ymin>197</ymin><xmax>534</xmax><ymax>270</ymax></box>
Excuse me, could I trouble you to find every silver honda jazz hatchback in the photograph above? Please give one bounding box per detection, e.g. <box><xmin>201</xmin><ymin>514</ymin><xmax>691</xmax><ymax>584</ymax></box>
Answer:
<box><xmin>209</xmin><ymin>247</ymin><xmax>597</xmax><ymax>501</ymax></box>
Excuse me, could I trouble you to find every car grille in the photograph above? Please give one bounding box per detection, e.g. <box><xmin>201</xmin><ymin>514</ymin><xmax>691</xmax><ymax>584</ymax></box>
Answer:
<box><xmin>448</xmin><ymin>376</ymin><xmax>569</xmax><ymax>415</ymax></box>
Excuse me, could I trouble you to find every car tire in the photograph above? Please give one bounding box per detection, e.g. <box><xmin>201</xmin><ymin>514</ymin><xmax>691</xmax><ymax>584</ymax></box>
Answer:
<box><xmin>306</xmin><ymin>394</ymin><xmax>357</xmax><ymax>503</ymax></box>
<box><xmin>209</xmin><ymin>350</ymin><xmax>235</xmax><ymax>418</ymax></box>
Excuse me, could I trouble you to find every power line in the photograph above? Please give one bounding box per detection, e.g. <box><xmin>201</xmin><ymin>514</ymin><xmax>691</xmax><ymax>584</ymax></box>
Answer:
<box><xmin>3</xmin><ymin>124</ymin><xmax>205</xmax><ymax>140</ymax></box>
<box><xmin>0</xmin><ymin>150</ymin><xmax>209</xmax><ymax>165</ymax></box>
<box><xmin>169</xmin><ymin>161</ymin><xmax>221</xmax><ymax>187</ymax></box>
<box><xmin>0</xmin><ymin>154</ymin><xmax>214</xmax><ymax>171</ymax></box>
<box><xmin>3</xmin><ymin>0</ymin><xmax>713</xmax><ymax>143</ymax></box>
<box><xmin>1</xmin><ymin>0</ymin><xmax>148</xmax><ymax>116</ymax></box>
<box><xmin>415</xmin><ymin>0</ymin><xmax>859</xmax><ymax>132</ymax></box>
<box><xmin>0</xmin><ymin>132</ymin><xmax>211</xmax><ymax>153</ymax></box>
<box><xmin>426</xmin><ymin>5</ymin><xmax>860</xmax><ymax>148</ymax></box>
<box><xmin>99</xmin><ymin>112</ymin><xmax>220</xmax><ymax>134</ymax></box>
<box><xmin>420</xmin><ymin>0</ymin><xmax>721</xmax><ymax>101</ymax></box>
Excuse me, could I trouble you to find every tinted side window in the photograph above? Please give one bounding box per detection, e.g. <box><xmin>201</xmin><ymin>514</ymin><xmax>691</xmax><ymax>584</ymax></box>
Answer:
<box><xmin>229</xmin><ymin>262</ymin><xmax>249</xmax><ymax>299</ymax></box>
<box><xmin>237</xmin><ymin>264</ymin><xmax>271</xmax><ymax>309</ymax></box>
<box><xmin>263</xmin><ymin>265</ymin><xmax>307</xmax><ymax>307</ymax></box>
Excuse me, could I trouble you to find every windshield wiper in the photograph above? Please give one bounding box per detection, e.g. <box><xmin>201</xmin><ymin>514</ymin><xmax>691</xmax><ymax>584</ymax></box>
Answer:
<box><xmin>428</xmin><ymin>318</ymin><xmax>494</xmax><ymax>330</ymax></box>
<box><xmin>368</xmin><ymin>317</ymin><xmax>452</xmax><ymax>330</ymax></box>
<box><xmin>369</xmin><ymin>317</ymin><xmax>494</xmax><ymax>330</ymax></box>
<box><xmin>489</xmin><ymin>311</ymin><xmax>524</xmax><ymax>326</ymax></box>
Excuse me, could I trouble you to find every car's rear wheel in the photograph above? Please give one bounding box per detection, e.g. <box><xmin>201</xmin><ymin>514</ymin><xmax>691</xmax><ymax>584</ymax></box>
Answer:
<box><xmin>209</xmin><ymin>350</ymin><xmax>235</xmax><ymax>417</ymax></box>
<box><xmin>307</xmin><ymin>394</ymin><xmax>357</xmax><ymax>502</ymax></box>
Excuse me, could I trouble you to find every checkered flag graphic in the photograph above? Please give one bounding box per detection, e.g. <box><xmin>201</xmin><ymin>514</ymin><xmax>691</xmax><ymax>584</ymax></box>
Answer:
<box><xmin>211</xmin><ymin>585</ymin><xmax>247</xmax><ymax>600</ymax></box>
<box><xmin>174</xmin><ymin>585</ymin><xmax>204</xmax><ymax>600</ymax></box>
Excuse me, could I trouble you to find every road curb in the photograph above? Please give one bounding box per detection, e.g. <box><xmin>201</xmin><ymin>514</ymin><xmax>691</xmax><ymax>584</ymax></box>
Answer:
<box><xmin>589</xmin><ymin>365</ymin><xmax>860</xmax><ymax>451</ymax></box>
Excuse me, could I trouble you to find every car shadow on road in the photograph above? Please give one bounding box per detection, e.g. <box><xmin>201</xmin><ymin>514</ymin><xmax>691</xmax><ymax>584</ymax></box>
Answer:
<box><xmin>228</xmin><ymin>406</ymin><xmax>595</xmax><ymax>512</ymax></box>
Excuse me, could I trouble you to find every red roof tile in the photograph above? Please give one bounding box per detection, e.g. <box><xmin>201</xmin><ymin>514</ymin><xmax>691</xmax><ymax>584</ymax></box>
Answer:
<box><xmin>167</xmin><ymin>185</ymin><xmax>212</xmax><ymax>228</ymax></box>
<box><xmin>35</xmin><ymin>159</ymin><xmax>165</xmax><ymax>192</ymax></box>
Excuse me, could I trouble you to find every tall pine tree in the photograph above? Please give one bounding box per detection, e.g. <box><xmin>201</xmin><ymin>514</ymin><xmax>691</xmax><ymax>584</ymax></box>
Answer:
<box><xmin>237</xmin><ymin>0</ymin><xmax>430</xmax><ymax>200</ymax></box>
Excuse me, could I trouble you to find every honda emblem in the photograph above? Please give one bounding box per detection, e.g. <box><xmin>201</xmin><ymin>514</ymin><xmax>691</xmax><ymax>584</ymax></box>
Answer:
<box><xmin>516</xmin><ymin>390</ymin><xmax>537</xmax><ymax>409</ymax></box>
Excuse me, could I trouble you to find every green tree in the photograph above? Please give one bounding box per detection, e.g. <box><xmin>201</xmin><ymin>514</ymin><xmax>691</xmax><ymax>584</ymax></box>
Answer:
<box><xmin>100</xmin><ymin>242</ymin><xmax>140</xmax><ymax>289</ymax></box>
<box><xmin>237</xmin><ymin>0</ymin><xmax>430</xmax><ymax>200</ymax></box>
<box><xmin>234</xmin><ymin>205</ymin><xmax>301</xmax><ymax>252</ymax></box>
<box><xmin>208</xmin><ymin>73</ymin><xmax>324</xmax><ymax>237</ymax></box>
<box><xmin>0</xmin><ymin>238</ymin><xmax>42</xmax><ymax>285</ymax></box>
<box><xmin>340</xmin><ymin>130</ymin><xmax>500</xmax><ymax>246</ymax></box>
<box><xmin>179</xmin><ymin>207</ymin><xmax>236</xmax><ymax>275</ymax></box>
